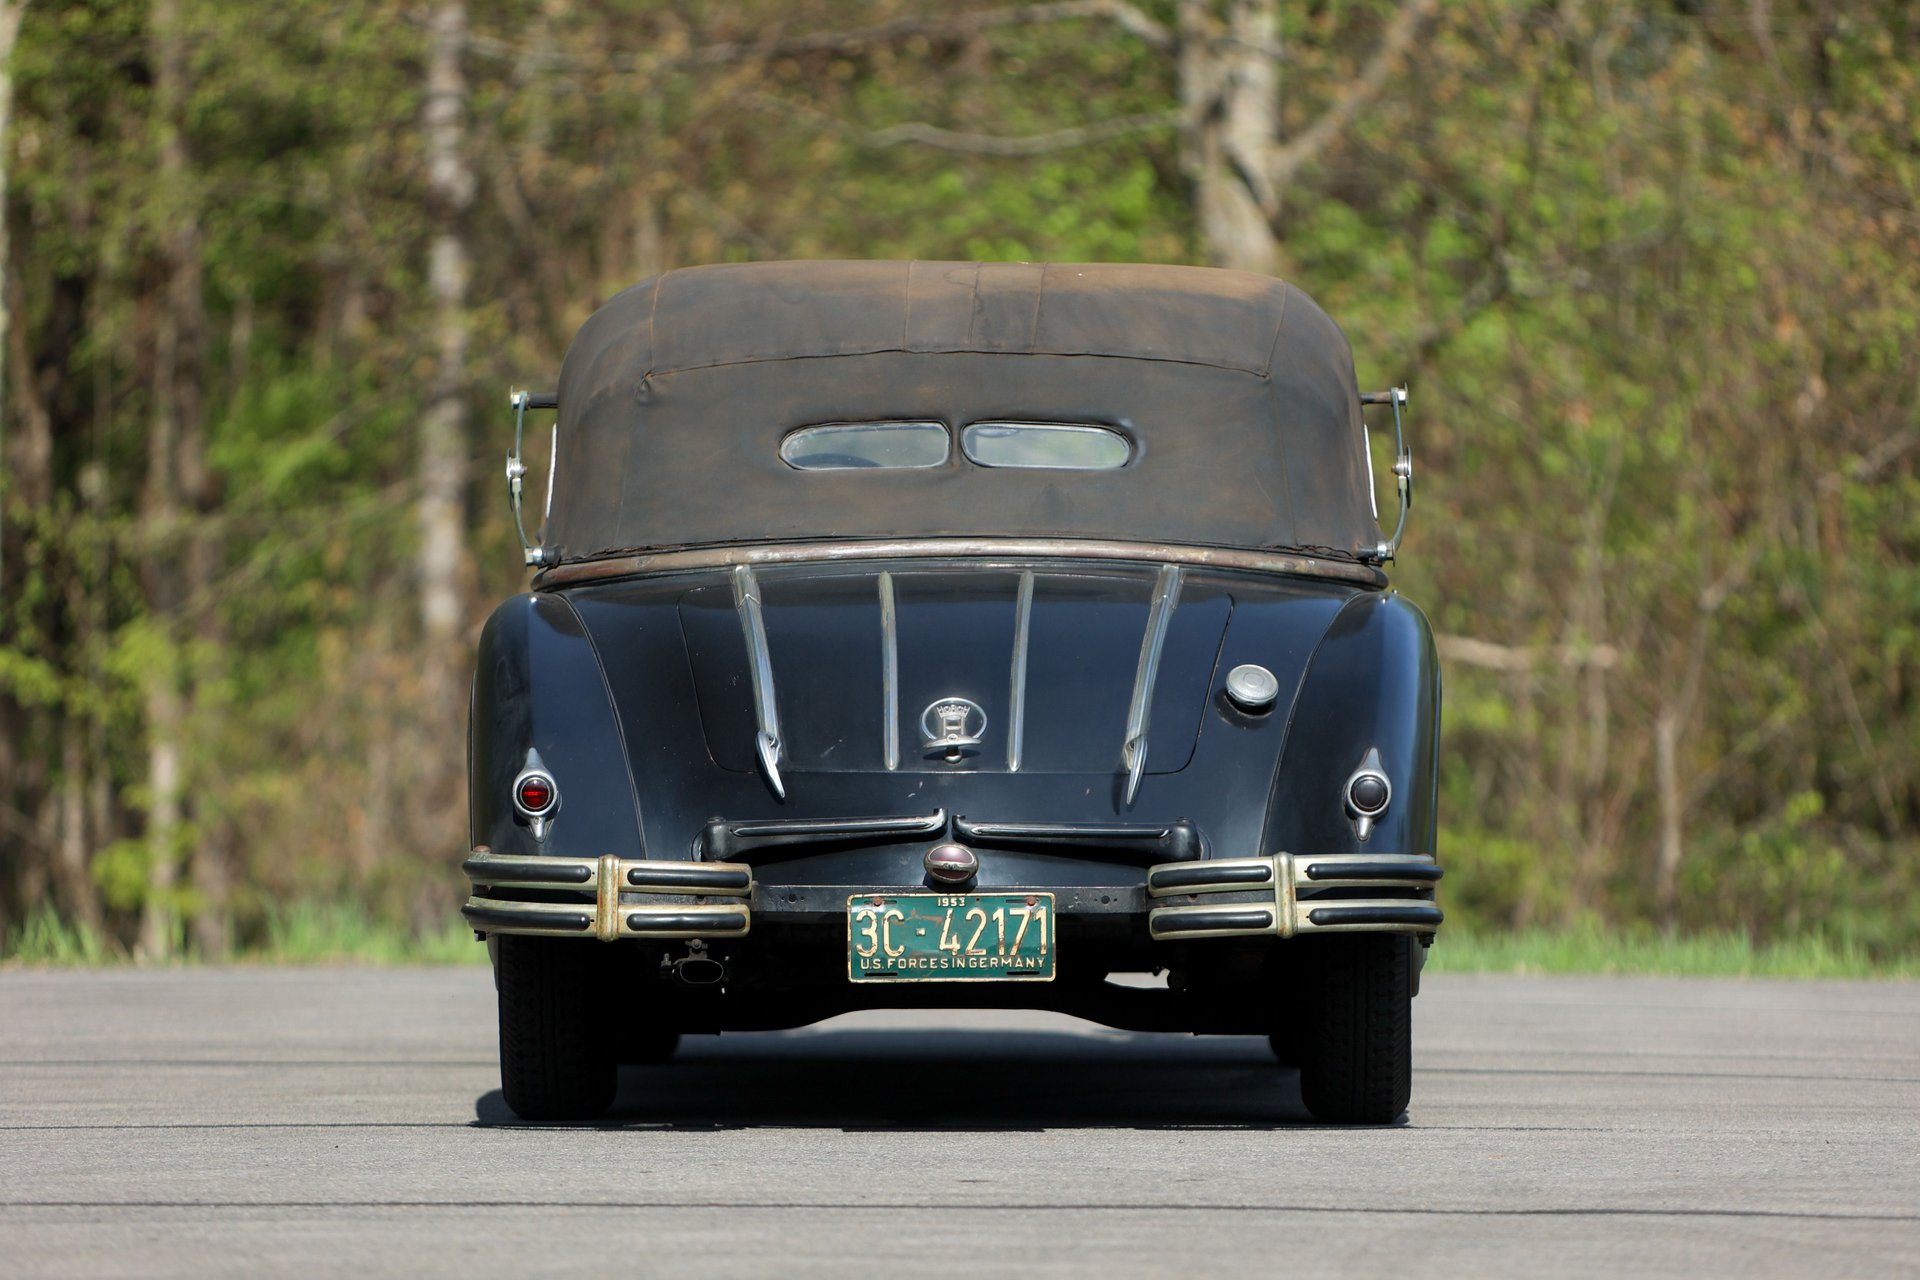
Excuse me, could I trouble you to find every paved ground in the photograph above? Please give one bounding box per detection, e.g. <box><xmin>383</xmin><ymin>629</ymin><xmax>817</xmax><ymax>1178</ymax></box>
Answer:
<box><xmin>0</xmin><ymin>967</ymin><xmax>1915</xmax><ymax>1278</ymax></box>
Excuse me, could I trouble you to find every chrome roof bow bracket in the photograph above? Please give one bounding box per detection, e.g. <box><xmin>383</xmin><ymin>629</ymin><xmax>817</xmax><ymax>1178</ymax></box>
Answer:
<box><xmin>507</xmin><ymin>389</ymin><xmax>559</xmax><ymax>567</ymax></box>
<box><xmin>1360</xmin><ymin>386</ymin><xmax>1413</xmax><ymax>564</ymax></box>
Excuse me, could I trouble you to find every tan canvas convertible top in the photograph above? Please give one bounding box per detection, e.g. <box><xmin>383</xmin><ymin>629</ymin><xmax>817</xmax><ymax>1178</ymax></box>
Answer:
<box><xmin>541</xmin><ymin>259</ymin><xmax>1384</xmax><ymax>565</ymax></box>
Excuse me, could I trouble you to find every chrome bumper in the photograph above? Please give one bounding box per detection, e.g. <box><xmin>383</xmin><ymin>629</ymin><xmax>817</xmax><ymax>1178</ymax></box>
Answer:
<box><xmin>1145</xmin><ymin>853</ymin><xmax>1442</xmax><ymax>941</ymax></box>
<box><xmin>461</xmin><ymin>850</ymin><xmax>754</xmax><ymax>941</ymax></box>
<box><xmin>462</xmin><ymin>848</ymin><xmax>1437</xmax><ymax>945</ymax></box>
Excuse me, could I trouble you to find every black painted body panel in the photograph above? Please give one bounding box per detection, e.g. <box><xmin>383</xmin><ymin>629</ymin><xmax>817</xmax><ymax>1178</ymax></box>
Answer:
<box><xmin>469</xmin><ymin>593</ymin><xmax>644</xmax><ymax>862</ymax></box>
<box><xmin>1268</xmin><ymin>591</ymin><xmax>1441</xmax><ymax>859</ymax></box>
<box><xmin>472</xmin><ymin>559</ymin><xmax>1436</xmax><ymax>869</ymax></box>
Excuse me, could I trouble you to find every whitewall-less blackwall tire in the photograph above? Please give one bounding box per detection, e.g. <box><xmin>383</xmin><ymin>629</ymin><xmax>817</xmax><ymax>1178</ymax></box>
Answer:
<box><xmin>495</xmin><ymin>935</ymin><xmax>618</xmax><ymax>1121</ymax></box>
<box><xmin>1298</xmin><ymin>933</ymin><xmax>1414</xmax><ymax>1125</ymax></box>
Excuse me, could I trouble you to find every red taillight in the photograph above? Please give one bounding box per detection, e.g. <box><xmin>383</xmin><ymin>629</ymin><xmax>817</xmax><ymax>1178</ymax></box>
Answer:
<box><xmin>515</xmin><ymin>773</ymin><xmax>556</xmax><ymax>815</ymax></box>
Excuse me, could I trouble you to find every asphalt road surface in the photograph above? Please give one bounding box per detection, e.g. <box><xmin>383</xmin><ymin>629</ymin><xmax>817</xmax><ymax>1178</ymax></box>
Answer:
<box><xmin>1</xmin><ymin>966</ymin><xmax>1915</xmax><ymax>1278</ymax></box>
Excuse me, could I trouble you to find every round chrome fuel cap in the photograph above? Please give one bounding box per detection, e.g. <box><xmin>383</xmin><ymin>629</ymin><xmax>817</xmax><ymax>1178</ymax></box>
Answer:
<box><xmin>1225</xmin><ymin>663</ymin><xmax>1280</xmax><ymax>713</ymax></box>
<box><xmin>924</xmin><ymin>843</ymin><xmax>979</xmax><ymax>884</ymax></box>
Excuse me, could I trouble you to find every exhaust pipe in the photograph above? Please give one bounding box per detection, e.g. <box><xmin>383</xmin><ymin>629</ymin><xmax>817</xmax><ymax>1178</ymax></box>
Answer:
<box><xmin>671</xmin><ymin>955</ymin><xmax>728</xmax><ymax>987</ymax></box>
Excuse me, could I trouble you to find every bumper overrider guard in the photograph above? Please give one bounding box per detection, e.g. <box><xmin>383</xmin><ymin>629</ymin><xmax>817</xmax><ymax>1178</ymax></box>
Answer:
<box><xmin>1145</xmin><ymin>853</ymin><xmax>1442</xmax><ymax>941</ymax></box>
<box><xmin>462</xmin><ymin>850</ymin><xmax>754</xmax><ymax>941</ymax></box>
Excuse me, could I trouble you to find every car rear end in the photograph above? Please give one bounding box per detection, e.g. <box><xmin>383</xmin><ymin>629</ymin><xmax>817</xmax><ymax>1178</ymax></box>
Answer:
<box><xmin>463</xmin><ymin>552</ymin><xmax>1441</xmax><ymax>1121</ymax></box>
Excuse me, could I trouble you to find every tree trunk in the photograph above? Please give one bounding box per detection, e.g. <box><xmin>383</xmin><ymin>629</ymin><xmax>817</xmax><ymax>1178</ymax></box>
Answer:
<box><xmin>54</xmin><ymin>663</ymin><xmax>102</xmax><ymax>935</ymax></box>
<box><xmin>1653</xmin><ymin>707</ymin><xmax>1684</xmax><ymax>926</ymax></box>
<box><xmin>0</xmin><ymin>0</ymin><xmax>24</xmax><ymax>566</ymax></box>
<box><xmin>140</xmin><ymin>0</ymin><xmax>217</xmax><ymax>958</ymax></box>
<box><xmin>1175</xmin><ymin>0</ymin><xmax>1439</xmax><ymax>273</ymax></box>
<box><xmin>1178</xmin><ymin>0</ymin><xmax>1281</xmax><ymax>274</ymax></box>
<box><xmin>0</xmin><ymin>0</ymin><xmax>26</xmax><ymax>949</ymax></box>
<box><xmin>419</xmin><ymin>0</ymin><xmax>474</xmax><ymax>728</ymax></box>
<box><xmin>137</xmin><ymin>678</ymin><xmax>182</xmax><ymax>959</ymax></box>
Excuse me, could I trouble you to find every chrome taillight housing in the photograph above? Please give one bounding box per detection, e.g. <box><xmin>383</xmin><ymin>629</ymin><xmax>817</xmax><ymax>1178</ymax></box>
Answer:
<box><xmin>1344</xmin><ymin>747</ymin><xmax>1391</xmax><ymax>843</ymax></box>
<box><xmin>512</xmin><ymin>753</ymin><xmax>560</xmax><ymax>841</ymax></box>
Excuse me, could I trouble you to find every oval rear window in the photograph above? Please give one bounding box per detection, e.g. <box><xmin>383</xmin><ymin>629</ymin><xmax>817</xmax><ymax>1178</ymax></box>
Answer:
<box><xmin>961</xmin><ymin>422</ymin><xmax>1132</xmax><ymax>469</ymax></box>
<box><xmin>780</xmin><ymin>421</ymin><xmax>951</xmax><ymax>470</ymax></box>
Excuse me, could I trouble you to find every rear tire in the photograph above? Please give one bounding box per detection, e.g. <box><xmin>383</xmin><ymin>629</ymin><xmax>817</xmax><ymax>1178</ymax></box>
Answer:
<box><xmin>495</xmin><ymin>935</ymin><xmax>618</xmax><ymax>1121</ymax></box>
<box><xmin>620</xmin><ymin>1030</ymin><xmax>681</xmax><ymax>1065</ymax></box>
<box><xmin>1298</xmin><ymin>934</ymin><xmax>1413</xmax><ymax>1125</ymax></box>
<box><xmin>1266</xmin><ymin>1030</ymin><xmax>1297</xmax><ymax>1067</ymax></box>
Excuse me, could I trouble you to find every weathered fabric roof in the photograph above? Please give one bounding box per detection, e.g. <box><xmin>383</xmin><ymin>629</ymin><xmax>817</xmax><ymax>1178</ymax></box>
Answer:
<box><xmin>545</xmin><ymin>259</ymin><xmax>1381</xmax><ymax>561</ymax></box>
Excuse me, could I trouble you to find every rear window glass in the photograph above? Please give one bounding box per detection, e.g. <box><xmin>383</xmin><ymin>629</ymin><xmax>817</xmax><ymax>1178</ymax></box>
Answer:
<box><xmin>961</xmin><ymin>422</ymin><xmax>1133</xmax><ymax>470</ymax></box>
<box><xmin>780</xmin><ymin>421</ymin><xmax>951</xmax><ymax>470</ymax></box>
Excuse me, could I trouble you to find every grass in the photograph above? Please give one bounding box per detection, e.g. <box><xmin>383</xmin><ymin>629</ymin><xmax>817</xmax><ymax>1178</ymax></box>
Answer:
<box><xmin>4</xmin><ymin>906</ymin><xmax>1916</xmax><ymax>977</ymax></box>
<box><xmin>0</xmin><ymin>901</ymin><xmax>486</xmax><ymax>968</ymax></box>
<box><xmin>256</xmin><ymin>901</ymin><xmax>485</xmax><ymax>966</ymax></box>
<box><xmin>1428</xmin><ymin>925</ymin><xmax>1920</xmax><ymax>979</ymax></box>
<box><xmin>3</xmin><ymin>906</ymin><xmax>115</xmax><ymax>967</ymax></box>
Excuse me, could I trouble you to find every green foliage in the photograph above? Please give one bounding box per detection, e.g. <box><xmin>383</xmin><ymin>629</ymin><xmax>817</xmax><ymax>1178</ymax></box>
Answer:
<box><xmin>2</xmin><ymin>0</ymin><xmax>1916</xmax><ymax>964</ymax></box>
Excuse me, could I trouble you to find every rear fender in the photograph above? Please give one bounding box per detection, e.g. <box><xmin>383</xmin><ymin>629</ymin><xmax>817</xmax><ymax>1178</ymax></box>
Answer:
<box><xmin>1264</xmin><ymin>592</ymin><xmax>1439</xmax><ymax>857</ymax></box>
<box><xmin>469</xmin><ymin>593</ymin><xmax>643</xmax><ymax>858</ymax></box>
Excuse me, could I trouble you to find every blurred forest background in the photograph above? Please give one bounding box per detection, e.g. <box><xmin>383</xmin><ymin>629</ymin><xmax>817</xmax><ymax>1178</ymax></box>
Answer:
<box><xmin>0</xmin><ymin>0</ymin><xmax>1914</xmax><ymax>963</ymax></box>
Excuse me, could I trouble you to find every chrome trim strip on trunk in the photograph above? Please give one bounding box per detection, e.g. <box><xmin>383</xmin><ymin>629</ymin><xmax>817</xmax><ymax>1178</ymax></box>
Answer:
<box><xmin>731</xmin><ymin>564</ymin><xmax>785</xmax><ymax>800</ymax></box>
<box><xmin>1007</xmin><ymin>569</ymin><xmax>1034</xmax><ymax>772</ymax></box>
<box><xmin>952</xmin><ymin>815</ymin><xmax>1204</xmax><ymax>865</ymax></box>
<box><xmin>725</xmin><ymin>811</ymin><xmax>948</xmax><ymax>839</ymax></box>
<box><xmin>879</xmin><ymin>570</ymin><xmax>900</xmax><ymax>771</ymax></box>
<box><xmin>699</xmin><ymin>809</ymin><xmax>948</xmax><ymax>862</ymax></box>
<box><xmin>1120</xmin><ymin>564</ymin><xmax>1182</xmax><ymax>806</ymax></box>
<box><xmin>535</xmin><ymin>537</ymin><xmax>1388</xmax><ymax>590</ymax></box>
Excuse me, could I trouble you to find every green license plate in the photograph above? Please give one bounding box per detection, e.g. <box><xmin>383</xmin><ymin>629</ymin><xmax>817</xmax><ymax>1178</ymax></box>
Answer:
<box><xmin>847</xmin><ymin>892</ymin><xmax>1056</xmax><ymax>982</ymax></box>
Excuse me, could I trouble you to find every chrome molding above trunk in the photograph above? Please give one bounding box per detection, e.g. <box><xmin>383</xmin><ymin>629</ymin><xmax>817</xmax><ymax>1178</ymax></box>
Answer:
<box><xmin>538</xmin><ymin>537</ymin><xmax>1388</xmax><ymax>589</ymax></box>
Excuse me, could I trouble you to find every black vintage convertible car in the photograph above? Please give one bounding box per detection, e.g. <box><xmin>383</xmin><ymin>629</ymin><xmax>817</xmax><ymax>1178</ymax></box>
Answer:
<box><xmin>465</xmin><ymin>260</ymin><xmax>1440</xmax><ymax>1124</ymax></box>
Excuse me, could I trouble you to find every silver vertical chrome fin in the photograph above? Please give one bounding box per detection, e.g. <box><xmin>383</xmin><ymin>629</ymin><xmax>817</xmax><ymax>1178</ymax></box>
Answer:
<box><xmin>879</xmin><ymin>571</ymin><xmax>900</xmax><ymax>771</ymax></box>
<box><xmin>1120</xmin><ymin>564</ymin><xmax>1182</xmax><ymax>806</ymax></box>
<box><xmin>732</xmin><ymin>564</ymin><xmax>785</xmax><ymax>800</ymax></box>
<box><xmin>1007</xmin><ymin>570</ymin><xmax>1034</xmax><ymax>772</ymax></box>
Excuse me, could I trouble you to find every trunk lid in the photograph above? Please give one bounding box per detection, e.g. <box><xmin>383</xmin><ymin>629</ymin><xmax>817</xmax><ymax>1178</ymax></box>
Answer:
<box><xmin>677</xmin><ymin>565</ymin><xmax>1231</xmax><ymax>777</ymax></box>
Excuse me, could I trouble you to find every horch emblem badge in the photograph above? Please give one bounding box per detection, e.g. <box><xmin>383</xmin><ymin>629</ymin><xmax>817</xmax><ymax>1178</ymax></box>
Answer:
<box><xmin>921</xmin><ymin>696</ymin><xmax>987</xmax><ymax>760</ymax></box>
